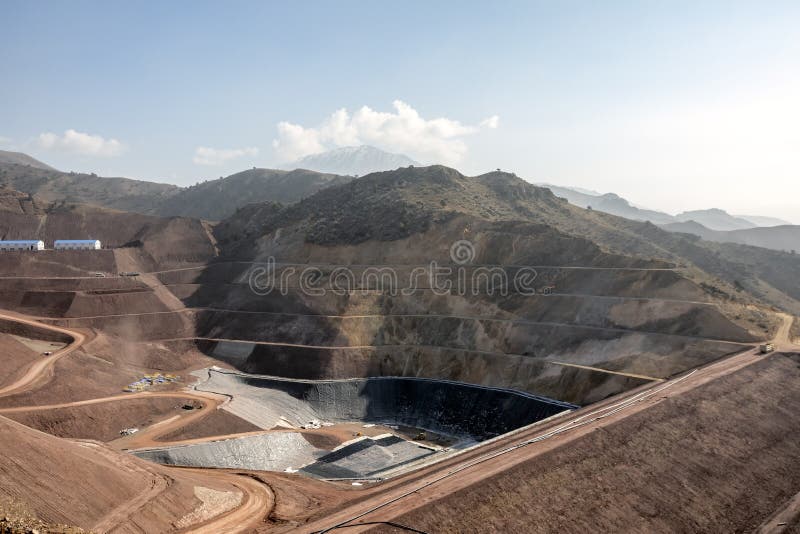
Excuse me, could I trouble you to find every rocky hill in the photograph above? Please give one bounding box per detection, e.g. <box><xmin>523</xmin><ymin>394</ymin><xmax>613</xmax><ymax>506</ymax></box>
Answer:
<box><xmin>187</xmin><ymin>165</ymin><xmax>796</xmax><ymax>406</ymax></box>
<box><xmin>216</xmin><ymin>166</ymin><xmax>800</xmax><ymax>316</ymax></box>
<box><xmin>152</xmin><ymin>168</ymin><xmax>352</xmax><ymax>221</ymax></box>
<box><xmin>0</xmin><ymin>150</ymin><xmax>55</xmax><ymax>170</ymax></box>
<box><xmin>0</xmin><ymin>187</ymin><xmax>46</xmax><ymax>215</ymax></box>
<box><xmin>0</xmin><ymin>162</ymin><xmax>179</xmax><ymax>214</ymax></box>
<box><xmin>0</xmin><ymin>159</ymin><xmax>352</xmax><ymax>221</ymax></box>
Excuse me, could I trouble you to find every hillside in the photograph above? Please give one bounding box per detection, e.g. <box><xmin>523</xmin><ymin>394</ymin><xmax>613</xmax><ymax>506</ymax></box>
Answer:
<box><xmin>153</xmin><ymin>168</ymin><xmax>352</xmax><ymax>221</ymax></box>
<box><xmin>663</xmin><ymin>220</ymin><xmax>800</xmax><ymax>253</ymax></box>
<box><xmin>674</xmin><ymin>208</ymin><xmax>757</xmax><ymax>231</ymax></box>
<box><xmin>0</xmin><ymin>162</ymin><xmax>179</xmax><ymax>214</ymax></box>
<box><xmin>284</xmin><ymin>145</ymin><xmax>418</xmax><ymax>176</ymax></box>
<box><xmin>367</xmin><ymin>352</ymin><xmax>800</xmax><ymax>533</ymax></box>
<box><xmin>0</xmin><ymin>150</ymin><xmax>55</xmax><ymax>170</ymax></box>
<box><xmin>217</xmin><ymin>166</ymin><xmax>800</xmax><ymax>316</ymax></box>
<box><xmin>0</xmin><ymin>187</ymin><xmax>46</xmax><ymax>215</ymax></box>
<box><xmin>192</xmin><ymin>165</ymin><xmax>793</xmax><ymax>406</ymax></box>
<box><xmin>540</xmin><ymin>184</ymin><xmax>675</xmax><ymax>224</ymax></box>
<box><xmin>0</xmin><ymin>158</ymin><xmax>354</xmax><ymax>221</ymax></box>
<box><xmin>0</xmin><ymin>187</ymin><xmax>217</xmax><ymax>270</ymax></box>
<box><xmin>0</xmin><ymin>415</ymin><xmax>246</xmax><ymax>532</ymax></box>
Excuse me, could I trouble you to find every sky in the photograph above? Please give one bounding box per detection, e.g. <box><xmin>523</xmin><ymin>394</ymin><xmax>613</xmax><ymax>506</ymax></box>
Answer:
<box><xmin>1</xmin><ymin>1</ymin><xmax>798</xmax><ymax>222</ymax></box>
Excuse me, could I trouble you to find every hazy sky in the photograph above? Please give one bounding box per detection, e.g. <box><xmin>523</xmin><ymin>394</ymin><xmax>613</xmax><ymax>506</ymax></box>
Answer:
<box><xmin>1</xmin><ymin>1</ymin><xmax>798</xmax><ymax>222</ymax></box>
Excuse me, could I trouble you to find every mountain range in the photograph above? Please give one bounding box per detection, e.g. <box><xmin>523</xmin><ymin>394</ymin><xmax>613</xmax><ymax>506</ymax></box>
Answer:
<box><xmin>0</xmin><ymin>148</ymin><xmax>795</xmax><ymax>254</ymax></box>
<box><xmin>540</xmin><ymin>183</ymin><xmax>791</xmax><ymax>230</ymax></box>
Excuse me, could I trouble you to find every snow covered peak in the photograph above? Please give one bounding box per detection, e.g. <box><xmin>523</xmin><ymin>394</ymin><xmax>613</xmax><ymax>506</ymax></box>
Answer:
<box><xmin>284</xmin><ymin>145</ymin><xmax>418</xmax><ymax>176</ymax></box>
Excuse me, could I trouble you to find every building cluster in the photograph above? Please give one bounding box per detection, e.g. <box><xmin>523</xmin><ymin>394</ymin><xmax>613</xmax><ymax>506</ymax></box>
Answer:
<box><xmin>0</xmin><ymin>239</ymin><xmax>102</xmax><ymax>251</ymax></box>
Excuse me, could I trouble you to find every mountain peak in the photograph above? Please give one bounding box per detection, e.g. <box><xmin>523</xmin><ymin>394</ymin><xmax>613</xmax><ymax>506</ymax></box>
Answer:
<box><xmin>0</xmin><ymin>150</ymin><xmax>57</xmax><ymax>171</ymax></box>
<box><xmin>284</xmin><ymin>145</ymin><xmax>418</xmax><ymax>176</ymax></box>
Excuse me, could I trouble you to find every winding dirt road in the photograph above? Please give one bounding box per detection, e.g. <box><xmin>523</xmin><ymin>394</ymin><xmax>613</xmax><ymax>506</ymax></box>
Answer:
<box><xmin>0</xmin><ymin>311</ymin><xmax>85</xmax><ymax>398</ymax></box>
<box><xmin>0</xmin><ymin>309</ymin><xmax>272</xmax><ymax>533</ymax></box>
<box><xmin>1</xmin><ymin>305</ymin><xmax>796</xmax><ymax>533</ymax></box>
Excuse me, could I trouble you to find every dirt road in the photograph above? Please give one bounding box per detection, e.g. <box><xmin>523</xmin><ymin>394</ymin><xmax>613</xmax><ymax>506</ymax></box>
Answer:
<box><xmin>181</xmin><ymin>470</ymin><xmax>274</xmax><ymax>534</ymax></box>
<box><xmin>0</xmin><ymin>310</ymin><xmax>85</xmax><ymax>398</ymax></box>
<box><xmin>0</xmin><ymin>308</ymin><xmax>271</xmax><ymax>533</ymax></box>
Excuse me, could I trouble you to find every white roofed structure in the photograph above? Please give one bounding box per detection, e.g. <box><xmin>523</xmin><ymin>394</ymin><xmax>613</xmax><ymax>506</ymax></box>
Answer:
<box><xmin>0</xmin><ymin>240</ymin><xmax>45</xmax><ymax>251</ymax></box>
<box><xmin>54</xmin><ymin>239</ymin><xmax>102</xmax><ymax>250</ymax></box>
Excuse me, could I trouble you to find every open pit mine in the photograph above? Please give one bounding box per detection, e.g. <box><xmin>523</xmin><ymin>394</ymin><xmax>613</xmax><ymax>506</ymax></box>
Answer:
<box><xmin>0</xmin><ymin>165</ymin><xmax>798</xmax><ymax>533</ymax></box>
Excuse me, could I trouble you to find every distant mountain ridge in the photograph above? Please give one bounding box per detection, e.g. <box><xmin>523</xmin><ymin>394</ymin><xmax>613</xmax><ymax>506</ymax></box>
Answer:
<box><xmin>284</xmin><ymin>145</ymin><xmax>418</xmax><ymax>176</ymax></box>
<box><xmin>539</xmin><ymin>184</ymin><xmax>675</xmax><ymax>224</ymax></box>
<box><xmin>735</xmin><ymin>214</ymin><xmax>792</xmax><ymax>227</ymax></box>
<box><xmin>674</xmin><ymin>209</ymin><xmax>757</xmax><ymax>231</ymax></box>
<box><xmin>662</xmin><ymin>220</ymin><xmax>800</xmax><ymax>253</ymax></box>
<box><xmin>540</xmin><ymin>183</ymin><xmax>789</xmax><ymax>230</ymax></box>
<box><xmin>0</xmin><ymin>157</ymin><xmax>352</xmax><ymax>221</ymax></box>
<box><xmin>152</xmin><ymin>168</ymin><xmax>353</xmax><ymax>220</ymax></box>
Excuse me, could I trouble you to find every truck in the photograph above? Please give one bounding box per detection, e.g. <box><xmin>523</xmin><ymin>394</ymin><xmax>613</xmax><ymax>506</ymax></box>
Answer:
<box><xmin>759</xmin><ymin>343</ymin><xmax>775</xmax><ymax>354</ymax></box>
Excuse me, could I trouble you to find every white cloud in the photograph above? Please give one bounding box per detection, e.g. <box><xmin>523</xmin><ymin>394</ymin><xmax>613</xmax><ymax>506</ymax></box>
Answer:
<box><xmin>193</xmin><ymin>146</ymin><xmax>259</xmax><ymax>166</ymax></box>
<box><xmin>480</xmin><ymin>115</ymin><xmax>500</xmax><ymax>129</ymax></box>
<box><xmin>37</xmin><ymin>129</ymin><xmax>125</xmax><ymax>157</ymax></box>
<box><xmin>272</xmin><ymin>100</ymin><xmax>499</xmax><ymax>165</ymax></box>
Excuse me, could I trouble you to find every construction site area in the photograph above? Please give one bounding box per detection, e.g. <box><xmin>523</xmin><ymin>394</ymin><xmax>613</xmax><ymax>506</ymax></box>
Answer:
<box><xmin>0</xmin><ymin>231</ymin><xmax>797</xmax><ymax>534</ymax></box>
<box><xmin>0</xmin><ymin>164</ymin><xmax>798</xmax><ymax>533</ymax></box>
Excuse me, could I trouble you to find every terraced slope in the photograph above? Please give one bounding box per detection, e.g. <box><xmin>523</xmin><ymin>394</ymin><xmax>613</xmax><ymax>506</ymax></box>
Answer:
<box><xmin>0</xmin><ymin>415</ymin><xmax>240</xmax><ymax>532</ymax></box>
<box><xmin>153</xmin><ymin>166</ymin><xmax>785</xmax><ymax>405</ymax></box>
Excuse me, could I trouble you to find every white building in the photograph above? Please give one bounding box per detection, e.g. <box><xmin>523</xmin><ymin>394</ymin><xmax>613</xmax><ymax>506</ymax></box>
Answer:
<box><xmin>54</xmin><ymin>239</ymin><xmax>102</xmax><ymax>250</ymax></box>
<box><xmin>0</xmin><ymin>240</ymin><xmax>45</xmax><ymax>251</ymax></box>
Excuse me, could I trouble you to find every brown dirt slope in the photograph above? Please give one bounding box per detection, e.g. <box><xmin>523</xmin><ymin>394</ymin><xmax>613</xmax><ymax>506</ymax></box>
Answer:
<box><xmin>6</xmin><ymin>396</ymin><xmax>201</xmax><ymax>442</ymax></box>
<box><xmin>0</xmin><ymin>333</ymin><xmax>40</xmax><ymax>388</ymax></box>
<box><xmin>0</xmin><ymin>188</ymin><xmax>217</xmax><ymax>271</ymax></box>
<box><xmin>0</xmin><ymin>415</ymin><xmax>155</xmax><ymax>527</ymax></box>
<box><xmin>0</xmin><ymin>415</ymin><xmax>251</xmax><ymax>533</ymax></box>
<box><xmin>158</xmin><ymin>407</ymin><xmax>261</xmax><ymax>441</ymax></box>
<box><xmin>371</xmin><ymin>352</ymin><xmax>800</xmax><ymax>534</ymax></box>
